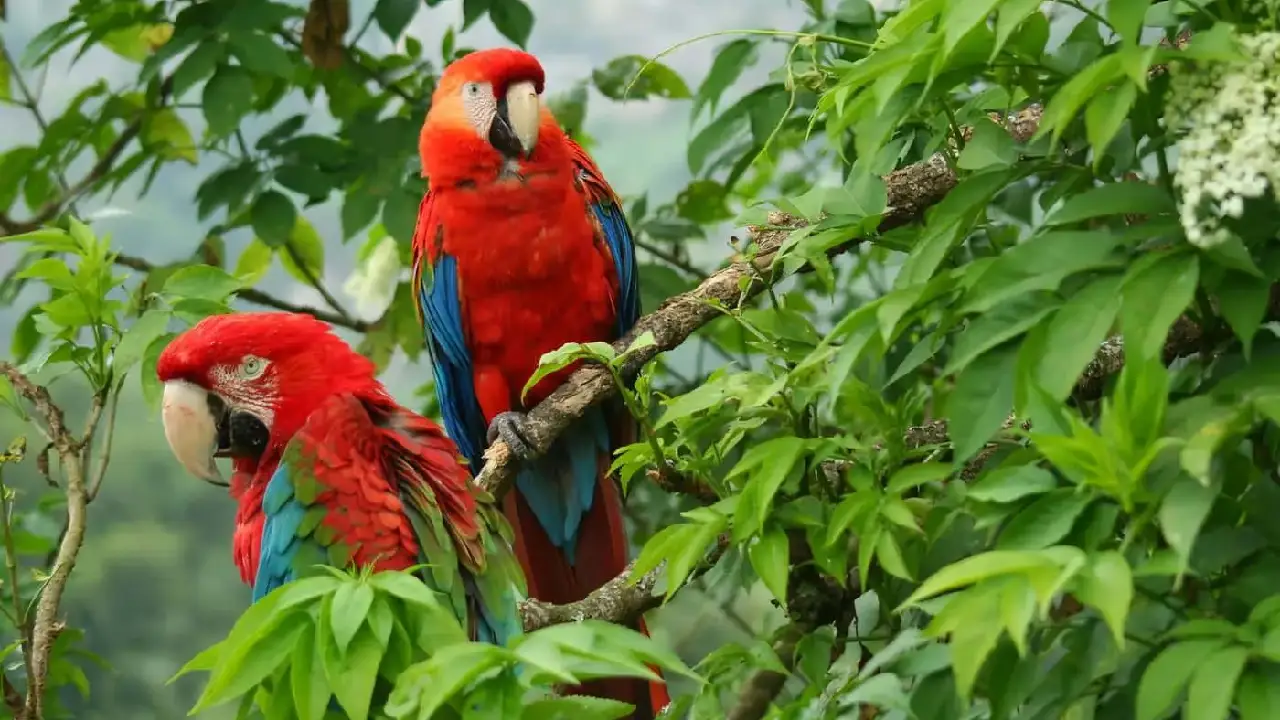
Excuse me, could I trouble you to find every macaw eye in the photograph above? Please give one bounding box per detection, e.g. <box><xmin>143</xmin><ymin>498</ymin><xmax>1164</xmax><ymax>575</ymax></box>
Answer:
<box><xmin>238</xmin><ymin>355</ymin><xmax>268</xmax><ymax>380</ymax></box>
<box><xmin>463</xmin><ymin>82</ymin><xmax>483</xmax><ymax>97</ymax></box>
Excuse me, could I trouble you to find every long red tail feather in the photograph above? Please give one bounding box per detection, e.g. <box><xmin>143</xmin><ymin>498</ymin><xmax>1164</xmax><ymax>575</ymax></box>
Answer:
<box><xmin>503</xmin><ymin>475</ymin><xmax>671</xmax><ymax>717</ymax></box>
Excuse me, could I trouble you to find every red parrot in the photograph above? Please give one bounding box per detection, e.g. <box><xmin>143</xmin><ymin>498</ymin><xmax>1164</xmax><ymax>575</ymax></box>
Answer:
<box><xmin>155</xmin><ymin>311</ymin><xmax>525</xmax><ymax>648</ymax></box>
<box><xmin>410</xmin><ymin>48</ymin><xmax>670</xmax><ymax>715</ymax></box>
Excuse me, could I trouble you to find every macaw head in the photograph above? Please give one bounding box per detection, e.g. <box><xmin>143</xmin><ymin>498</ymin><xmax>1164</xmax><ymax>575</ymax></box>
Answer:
<box><xmin>419</xmin><ymin>47</ymin><xmax>550</xmax><ymax>175</ymax></box>
<box><xmin>155</xmin><ymin>311</ymin><xmax>380</xmax><ymax>486</ymax></box>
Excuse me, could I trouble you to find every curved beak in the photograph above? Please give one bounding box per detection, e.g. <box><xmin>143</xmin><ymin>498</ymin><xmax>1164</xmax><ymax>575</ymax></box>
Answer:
<box><xmin>161</xmin><ymin>380</ymin><xmax>227</xmax><ymax>486</ymax></box>
<box><xmin>488</xmin><ymin>80</ymin><xmax>540</xmax><ymax>158</ymax></box>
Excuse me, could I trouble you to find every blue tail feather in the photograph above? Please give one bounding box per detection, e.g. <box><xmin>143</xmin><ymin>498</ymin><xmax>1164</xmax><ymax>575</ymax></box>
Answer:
<box><xmin>514</xmin><ymin>405</ymin><xmax>611</xmax><ymax>566</ymax></box>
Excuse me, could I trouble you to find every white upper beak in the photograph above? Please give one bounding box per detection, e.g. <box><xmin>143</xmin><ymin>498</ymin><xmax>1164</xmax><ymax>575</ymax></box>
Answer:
<box><xmin>505</xmin><ymin>80</ymin><xmax>540</xmax><ymax>155</ymax></box>
<box><xmin>161</xmin><ymin>380</ymin><xmax>224</xmax><ymax>485</ymax></box>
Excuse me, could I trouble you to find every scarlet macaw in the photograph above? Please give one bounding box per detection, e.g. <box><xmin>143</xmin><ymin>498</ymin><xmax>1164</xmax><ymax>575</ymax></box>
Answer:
<box><xmin>411</xmin><ymin>48</ymin><xmax>669</xmax><ymax>715</ymax></box>
<box><xmin>155</xmin><ymin>311</ymin><xmax>525</xmax><ymax>646</ymax></box>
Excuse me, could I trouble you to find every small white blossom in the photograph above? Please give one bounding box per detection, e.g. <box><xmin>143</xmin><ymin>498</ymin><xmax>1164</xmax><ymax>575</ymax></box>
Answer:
<box><xmin>342</xmin><ymin>235</ymin><xmax>402</xmax><ymax>317</ymax></box>
<box><xmin>1169</xmin><ymin>31</ymin><xmax>1280</xmax><ymax>248</ymax></box>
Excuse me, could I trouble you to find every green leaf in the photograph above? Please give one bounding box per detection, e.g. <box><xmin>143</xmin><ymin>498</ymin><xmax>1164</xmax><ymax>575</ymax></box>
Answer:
<box><xmin>692</xmin><ymin>39</ymin><xmax>757</xmax><ymax>120</ymax></box>
<box><xmin>1216</xmin><ymin>270</ymin><xmax>1270</xmax><ymax>357</ymax></box>
<box><xmin>1073</xmin><ymin>550</ymin><xmax>1133</xmax><ymax>648</ymax></box>
<box><xmin>1136</xmin><ymin>639</ymin><xmax>1227</xmax><ymax>720</ymax></box>
<box><xmin>202</xmin><ymin>64</ymin><xmax>255</xmax><ymax>137</ymax></box>
<box><xmin>967</xmin><ymin>465</ymin><xmax>1058</xmax><ymax>503</ymax></box>
<box><xmin>172</xmin><ymin>41</ymin><xmax>225</xmax><ymax>98</ymax></box>
<box><xmin>140</xmin><ymin>334</ymin><xmax>172</xmax><ymax>409</ymax></box>
<box><xmin>521</xmin><ymin>696</ymin><xmax>636</xmax><ymax>720</ymax></box>
<box><xmin>996</xmin><ymin>489</ymin><xmax>1093</xmax><ymax>551</ymax></box>
<box><xmin>886</xmin><ymin>462</ymin><xmax>952</xmax><ymax>494</ymax></box>
<box><xmin>1107</xmin><ymin>0</ymin><xmax>1151</xmax><ymax>43</ymax></box>
<box><xmin>290</xmin><ymin>630</ymin><xmax>329</xmax><ymax>720</ymax></box>
<box><xmin>234</xmin><ymin>239</ymin><xmax>274</xmax><ymax>285</ymax></box>
<box><xmin>947</xmin><ymin>344</ymin><xmax>1018</xmax><ymax>464</ymax></box>
<box><xmin>373</xmin><ymin>0</ymin><xmax>420</xmax><ymax>41</ymax></box>
<box><xmin>489</xmin><ymin>0</ymin><xmax>534</xmax><ymax>48</ymax></box>
<box><xmin>1121</xmin><ymin>251</ymin><xmax>1199</xmax><ymax>361</ymax></box>
<box><xmin>1186</xmin><ymin>645</ymin><xmax>1248</xmax><ymax>720</ymax></box>
<box><xmin>341</xmin><ymin>188</ymin><xmax>382</xmax><ymax>240</ymax></box>
<box><xmin>1037</xmin><ymin>54</ymin><xmax>1126</xmax><ymax>145</ymax></box>
<box><xmin>113</xmin><ymin>310</ymin><xmax>171</xmax><ymax>376</ymax></box>
<box><xmin>731</xmin><ymin>436</ymin><xmax>807</xmax><ymax>540</ymax></box>
<box><xmin>279</xmin><ymin>215</ymin><xmax>326</xmax><ymax>284</ymax></box>
<box><xmin>945</xmin><ymin>292</ymin><xmax>1059</xmax><ymax>376</ymax></box>
<box><xmin>521</xmin><ymin>343</ymin><xmax>602</xmax><ymax>402</ymax></box>
<box><xmin>748</xmin><ymin>525</ymin><xmax>789</xmax><ymax>605</ymax></box>
<box><xmin>251</xmin><ymin>190</ymin><xmax>297</xmax><ymax>247</ymax></box>
<box><xmin>328</xmin><ymin>581</ymin><xmax>374</xmax><ymax>655</ymax></box>
<box><xmin>961</xmin><ymin>231</ymin><xmax>1121</xmax><ymax>314</ymax></box>
<box><xmin>190</xmin><ymin>613</ymin><xmax>309</xmax><ymax>713</ymax></box>
<box><xmin>941</xmin><ymin>0</ymin><xmax>1002</xmax><ymax>58</ymax></box>
<box><xmin>1085</xmin><ymin>81</ymin><xmax>1138</xmax><ymax>167</ymax></box>
<box><xmin>1026</xmin><ymin>274</ymin><xmax>1123</xmax><ymax>402</ymax></box>
<box><xmin>1237</xmin><ymin>667</ymin><xmax>1280</xmax><ymax>720</ymax></box>
<box><xmin>143</xmin><ymin>108</ymin><xmax>198</xmax><ymax>164</ymax></box>
<box><xmin>1159</xmin><ymin>474</ymin><xmax>1218</xmax><ymax>577</ymax></box>
<box><xmin>593</xmin><ymin>55</ymin><xmax>691</xmax><ymax>101</ymax></box>
<box><xmin>162</xmin><ymin>265</ymin><xmax>245</xmax><ymax>302</ymax></box>
<box><xmin>386</xmin><ymin>642</ymin><xmax>508</xmax><ymax>719</ymax></box>
<box><xmin>330</xmin><ymin>626</ymin><xmax>383</xmax><ymax>720</ymax></box>
<box><xmin>0</xmin><ymin>39</ymin><xmax>11</xmax><ymax>102</ymax></box>
<box><xmin>993</xmin><ymin>0</ymin><xmax>1046</xmax><ymax>59</ymax></box>
<box><xmin>1043</xmin><ymin>182</ymin><xmax>1175</xmax><ymax>226</ymax></box>
<box><xmin>228</xmin><ymin>33</ymin><xmax>293</xmax><ymax>78</ymax></box>
<box><xmin>901</xmin><ymin>550</ymin><xmax>1055</xmax><ymax>608</ymax></box>
<box><xmin>955</xmin><ymin>121</ymin><xmax>1018</xmax><ymax>170</ymax></box>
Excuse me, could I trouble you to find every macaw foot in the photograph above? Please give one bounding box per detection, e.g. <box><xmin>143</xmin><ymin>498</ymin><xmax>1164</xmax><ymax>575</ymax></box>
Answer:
<box><xmin>487</xmin><ymin>411</ymin><xmax>537</xmax><ymax>461</ymax></box>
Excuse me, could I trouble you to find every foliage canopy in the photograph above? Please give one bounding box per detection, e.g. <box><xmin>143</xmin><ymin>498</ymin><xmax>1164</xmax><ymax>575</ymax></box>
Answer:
<box><xmin>3</xmin><ymin>0</ymin><xmax>1280</xmax><ymax>718</ymax></box>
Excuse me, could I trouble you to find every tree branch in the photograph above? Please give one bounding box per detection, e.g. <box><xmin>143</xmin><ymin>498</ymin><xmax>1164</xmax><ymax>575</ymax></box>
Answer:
<box><xmin>0</xmin><ymin>364</ymin><xmax>91</xmax><ymax>720</ymax></box>
<box><xmin>519</xmin><ymin>534</ymin><xmax>730</xmax><ymax>632</ymax></box>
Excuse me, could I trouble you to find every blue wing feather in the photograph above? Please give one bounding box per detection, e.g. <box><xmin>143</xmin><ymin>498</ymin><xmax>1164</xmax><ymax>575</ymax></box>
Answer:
<box><xmin>421</xmin><ymin>253</ymin><xmax>487</xmax><ymax>473</ymax></box>
<box><xmin>254</xmin><ymin>464</ymin><xmax>308</xmax><ymax>601</ymax></box>
<box><xmin>586</xmin><ymin>190</ymin><xmax>641</xmax><ymax>335</ymax></box>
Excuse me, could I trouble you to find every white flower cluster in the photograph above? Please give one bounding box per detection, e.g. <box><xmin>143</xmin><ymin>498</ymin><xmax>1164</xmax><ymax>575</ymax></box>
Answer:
<box><xmin>342</xmin><ymin>235</ymin><xmax>403</xmax><ymax>317</ymax></box>
<box><xmin>1169</xmin><ymin>31</ymin><xmax>1280</xmax><ymax>248</ymax></box>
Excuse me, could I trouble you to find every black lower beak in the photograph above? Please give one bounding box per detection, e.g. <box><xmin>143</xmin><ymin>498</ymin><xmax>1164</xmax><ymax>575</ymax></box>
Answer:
<box><xmin>207</xmin><ymin>393</ymin><xmax>270</xmax><ymax>461</ymax></box>
<box><xmin>487</xmin><ymin>98</ymin><xmax>524</xmax><ymax>159</ymax></box>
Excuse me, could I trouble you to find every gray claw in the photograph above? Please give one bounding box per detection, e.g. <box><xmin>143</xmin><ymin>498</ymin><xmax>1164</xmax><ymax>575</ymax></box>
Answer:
<box><xmin>487</xmin><ymin>411</ymin><xmax>536</xmax><ymax>460</ymax></box>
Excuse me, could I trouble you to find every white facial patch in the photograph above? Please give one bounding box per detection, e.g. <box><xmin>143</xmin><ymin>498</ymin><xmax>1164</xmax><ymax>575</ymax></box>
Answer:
<box><xmin>461</xmin><ymin>81</ymin><xmax>496</xmax><ymax>136</ymax></box>
<box><xmin>210</xmin><ymin>363</ymin><xmax>278</xmax><ymax>428</ymax></box>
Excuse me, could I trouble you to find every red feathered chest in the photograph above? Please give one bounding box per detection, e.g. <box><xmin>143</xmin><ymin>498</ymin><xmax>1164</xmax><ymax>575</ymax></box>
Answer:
<box><xmin>431</xmin><ymin>169</ymin><xmax>619</xmax><ymax>419</ymax></box>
